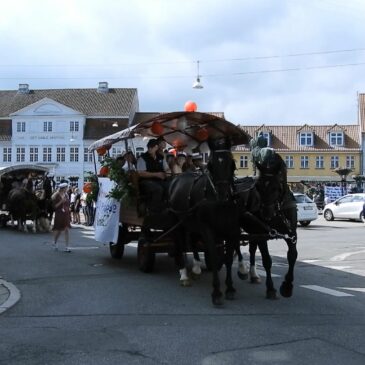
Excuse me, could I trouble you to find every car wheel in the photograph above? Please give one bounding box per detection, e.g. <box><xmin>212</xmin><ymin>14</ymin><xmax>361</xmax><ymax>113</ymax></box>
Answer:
<box><xmin>360</xmin><ymin>212</ymin><xmax>365</xmax><ymax>223</ymax></box>
<box><xmin>324</xmin><ymin>209</ymin><xmax>334</xmax><ymax>221</ymax></box>
<box><xmin>299</xmin><ymin>221</ymin><xmax>311</xmax><ymax>227</ymax></box>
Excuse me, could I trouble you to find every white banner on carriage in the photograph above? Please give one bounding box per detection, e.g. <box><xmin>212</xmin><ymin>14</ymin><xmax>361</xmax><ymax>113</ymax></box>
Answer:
<box><xmin>94</xmin><ymin>177</ymin><xmax>120</xmax><ymax>244</ymax></box>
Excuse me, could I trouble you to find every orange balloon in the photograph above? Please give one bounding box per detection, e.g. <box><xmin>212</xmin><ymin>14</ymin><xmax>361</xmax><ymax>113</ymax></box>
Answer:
<box><xmin>196</xmin><ymin>127</ymin><xmax>209</xmax><ymax>141</ymax></box>
<box><xmin>151</xmin><ymin>121</ymin><xmax>164</xmax><ymax>135</ymax></box>
<box><xmin>96</xmin><ymin>146</ymin><xmax>107</xmax><ymax>156</ymax></box>
<box><xmin>83</xmin><ymin>182</ymin><xmax>92</xmax><ymax>193</ymax></box>
<box><xmin>184</xmin><ymin>101</ymin><xmax>197</xmax><ymax>112</ymax></box>
<box><xmin>99</xmin><ymin>166</ymin><xmax>109</xmax><ymax>177</ymax></box>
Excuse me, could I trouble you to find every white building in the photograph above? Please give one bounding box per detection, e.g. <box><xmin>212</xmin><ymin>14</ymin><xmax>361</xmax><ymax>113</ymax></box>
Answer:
<box><xmin>0</xmin><ymin>82</ymin><xmax>146</xmax><ymax>186</ymax></box>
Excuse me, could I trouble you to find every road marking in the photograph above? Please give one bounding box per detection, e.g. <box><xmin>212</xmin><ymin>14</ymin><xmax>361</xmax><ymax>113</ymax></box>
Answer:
<box><xmin>69</xmin><ymin>246</ymin><xmax>99</xmax><ymax>250</ymax></box>
<box><xmin>337</xmin><ymin>287</ymin><xmax>365</xmax><ymax>293</ymax></box>
<box><xmin>330</xmin><ymin>249</ymin><xmax>365</xmax><ymax>262</ymax></box>
<box><xmin>0</xmin><ymin>279</ymin><xmax>21</xmax><ymax>314</ymax></box>
<box><xmin>302</xmin><ymin>259</ymin><xmax>321</xmax><ymax>263</ymax></box>
<box><xmin>301</xmin><ymin>285</ymin><xmax>354</xmax><ymax>297</ymax></box>
<box><xmin>256</xmin><ymin>269</ymin><xmax>280</xmax><ymax>278</ymax></box>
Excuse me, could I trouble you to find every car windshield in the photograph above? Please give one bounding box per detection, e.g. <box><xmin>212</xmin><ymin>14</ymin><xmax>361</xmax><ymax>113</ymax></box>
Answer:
<box><xmin>295</xmin><ymin>195</ymin><xmax>313</xmax><ymax>203</ymax></box>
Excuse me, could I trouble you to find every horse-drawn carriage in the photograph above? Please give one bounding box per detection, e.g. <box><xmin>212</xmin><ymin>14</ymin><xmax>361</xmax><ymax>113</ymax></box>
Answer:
<box><xmin>0</xmin><ymin>164</ymin><xmax>52</xmax><ymax>231</ymax></box>
<box><xmin>89</xmin><ymin>111</ymin><xmax>298</xmax><ymax>305</ymax></box>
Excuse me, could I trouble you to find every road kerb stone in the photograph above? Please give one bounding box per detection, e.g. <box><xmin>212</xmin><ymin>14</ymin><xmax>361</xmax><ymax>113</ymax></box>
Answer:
<box><xmin>0</xmin><ymin>279</ymin><xmax>21</xmax><ymax>314</ymax></box>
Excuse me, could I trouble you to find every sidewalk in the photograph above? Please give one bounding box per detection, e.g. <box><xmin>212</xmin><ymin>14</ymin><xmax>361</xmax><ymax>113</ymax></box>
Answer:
<box><xmin>0</xmin><ymin>279</ymin><xmax>21</xmax><ymax>315</ymax></box>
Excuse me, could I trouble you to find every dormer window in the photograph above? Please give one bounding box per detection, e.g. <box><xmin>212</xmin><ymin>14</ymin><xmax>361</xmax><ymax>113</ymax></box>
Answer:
<box><xmin>329</xmin><ymin>132</ymin><xmax>344</xmax><ymax>146</ymax></box>
<box><xmin>299</xmin><ymin>132</ymin><xmax>313</xmax><ymax>146</ymax></box>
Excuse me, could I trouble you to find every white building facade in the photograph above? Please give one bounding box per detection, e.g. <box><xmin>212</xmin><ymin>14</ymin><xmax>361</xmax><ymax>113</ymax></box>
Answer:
<box><xmin>0</xmin><ymin>83</ymin><xmax>144</xmax><ymax>187</ymax></box>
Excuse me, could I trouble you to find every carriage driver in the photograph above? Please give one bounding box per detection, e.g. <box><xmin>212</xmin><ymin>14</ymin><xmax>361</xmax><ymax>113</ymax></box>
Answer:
<box><xmin>136</xmin><ymin>138</ymin><xmax>168</xmax><ymax>213</ymax></box>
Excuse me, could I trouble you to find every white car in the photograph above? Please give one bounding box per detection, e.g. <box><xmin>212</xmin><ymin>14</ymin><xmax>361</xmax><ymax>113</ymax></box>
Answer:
<box><xmin>323</xmin><ymin>193</ymin><xmax>365</xmax><ymax>222</ymax></box>
<box><xmin>294</xmin><ymin>193</ymin><xmax>318</xmax><ymax>226</ymax></box>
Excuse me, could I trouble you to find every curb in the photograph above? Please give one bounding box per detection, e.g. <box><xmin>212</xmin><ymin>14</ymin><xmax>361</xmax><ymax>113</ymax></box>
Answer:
<box><xmin>0</xmin><ymin>279</ymin><xmax>21</xmax><ymax>315</ymax></box>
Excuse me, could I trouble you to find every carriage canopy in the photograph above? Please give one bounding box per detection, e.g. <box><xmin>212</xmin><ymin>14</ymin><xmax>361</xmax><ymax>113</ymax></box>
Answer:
<box><xmin>88</xmin><ymin>111</ymin><xmax>249</xmax><ymax>152</ymax></box>
<box><xmin>0</xmin><ymin>164</ymin><xmax>50</xmax><ymax>179</ymax></box>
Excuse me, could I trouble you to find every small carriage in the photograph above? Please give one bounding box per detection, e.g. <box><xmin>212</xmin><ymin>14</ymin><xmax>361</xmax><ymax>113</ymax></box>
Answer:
<box><xmin>89</xmin><ymin>112</ymin><xmax>249</xmax><ymax>272</ymax></box>
<box><xmin>0</xmin><ymin>164</ymin><xmax>50</xmax><ymax>228</ymax></box>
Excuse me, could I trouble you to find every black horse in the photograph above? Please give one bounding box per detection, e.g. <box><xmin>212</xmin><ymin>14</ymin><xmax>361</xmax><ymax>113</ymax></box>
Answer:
<box><xmin>236</xmin><ymin>148</ymin><xmax>298</xmax><ymax>299</ymax></box>
<box><xmin>7</xmin><ymin>187</ymin><xmax>41</xmax><ymax>232</ymax></box>
<box><xmin>168</xmin><ymin>138</ymin><xmax>240</xmax><ymax>306</ymax></box>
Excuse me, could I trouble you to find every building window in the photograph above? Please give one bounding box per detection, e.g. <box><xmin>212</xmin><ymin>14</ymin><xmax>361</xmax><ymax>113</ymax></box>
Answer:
<box><xmin>331</xmin><ymin>155</ymin><xmax>339</xmax><ymax>169</ymax></box>
<box><xmin>315</xmin><ymin>155</ymin><xmax>324</xmax><ymax>169</ymax></box>
<box><xmin>55</xmin><ymin>176</ymin><xmax>66</xmax><ymax>186</ymax></box>
<box><xmin>70</xmin><ymin>147</ymin><xmax>79</xmax><ymax>162</ymax></box>
<box><xmin>285</xmin><ymin>156</ymin><xmax>294</xmax><ymax>169</ymax></box>
<box><xmin>136</xmin><ymin>147</ymin><xmax>144</xmax><ymax>158</ymax></box>
<box><xmin>84</xmin><ymin>148</ymin><xmax>93</xmax><ymax>163</ymax></box>
<box><xmin>111</xmin><ymin>146</ymin><xmax>123</xmax><ymax>158</ymax></box>
<box><xmin>329</xmin><ymin>132</ymin><xmax>344</xmax><ymax>146</ymax></box>
<box><xmin>43</xmin><ymin>147</ymin><xmax>52</xmax><ymax>162</ymax></box>
<box><xmin>346</xmin><ymin>155</ymin><xmax>355</xmax><ymax>169</ymax></box>
<box><xmin>299</xmin><ymin>132</ymin><xmax>313</xmax><ymax>146</ymax></box>
<box><xmin>239</xmin><ymin>155</ymin><xmax>248</xmax><ymax>168</ymax></box>
<box><xmin>70</xmin><ymin>121</ymin><xmax>79</xmax><ymax>132</ymax></box>
<box><xmin>43</xmin><ymin>121</ymin><xmax>52</xmax><ymax>132</ymax></box>
<box><xmin>16</xmin><ymin>147</ymin><xmax>25</xmax><ymax>162</ymax></box>
<box><xmin>3</xmin><ymin>147</ymin><xmax>11</xmax><ymax>162</ymax></box>
<box><xmin>300</xmin><ymin>156</ymin><xmax>309</xmax><ymax>169</ymax></box>
<box><xmin>56</xmin><ymin>147</ymin><xmax>66</xmax><ymax>162</ymax></box>
<box><xmin>29</xmin><ymin>147</ymin><xmax>39</xmax><ymax>162</ymax></box>
<box><xmin>16</xmin><ymin>122</ymin><xmax>26</xmax><ymax>132</ymax></box>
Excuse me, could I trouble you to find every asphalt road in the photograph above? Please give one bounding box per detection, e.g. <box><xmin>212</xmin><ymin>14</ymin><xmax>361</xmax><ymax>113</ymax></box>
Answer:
<box><xmin>0</xmin><ymin>216</ymin><xmax>364</xmax><ymax>365</ymax></box>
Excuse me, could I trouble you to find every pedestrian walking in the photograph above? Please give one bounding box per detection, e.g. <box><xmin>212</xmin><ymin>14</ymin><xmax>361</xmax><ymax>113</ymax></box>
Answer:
<box><xmin>51</xmin><ymin>182</ymin><xmax>72</xmax><ymax>252</ymax></box>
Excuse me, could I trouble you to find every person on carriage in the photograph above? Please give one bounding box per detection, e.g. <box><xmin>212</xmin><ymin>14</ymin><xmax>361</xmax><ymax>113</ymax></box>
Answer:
<box><xmin>136</xmin><ymin>138</ymin><xmax>169</xmax><ymax>213</ymax></box>
<box><xmin>191</xmin><ymin>152</ymin><xmax>205</xmax><ymax>171</ymax></box>
<box><xmin>172</xmin><ymin>151</ymin><xmax>187</xmax><ymax>175</ymax></box>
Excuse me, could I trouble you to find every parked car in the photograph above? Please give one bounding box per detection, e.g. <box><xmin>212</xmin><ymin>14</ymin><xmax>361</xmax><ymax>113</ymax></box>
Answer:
<box><xmin>294</xmin><ymin>193</ymin><xmax>318</xmax><ymax>226</ymax></box>
<box><xmin>323</xmin><ymin>193</ymin><xmax>365</xmax><ymax>222</ymax></box>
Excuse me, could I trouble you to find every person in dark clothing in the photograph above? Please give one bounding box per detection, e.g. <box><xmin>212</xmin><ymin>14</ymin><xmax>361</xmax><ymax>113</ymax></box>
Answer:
<box><xmin>136</xmin><ymin>138</ymin><xmax>168</xmax><ymax>213</ymax></box>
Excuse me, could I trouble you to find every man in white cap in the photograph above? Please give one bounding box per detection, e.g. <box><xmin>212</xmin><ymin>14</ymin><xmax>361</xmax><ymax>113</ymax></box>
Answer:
<box><xmin>191</xmin><ymin>152</ymin><xmax>205</xmax><ymax>171</ymax></box>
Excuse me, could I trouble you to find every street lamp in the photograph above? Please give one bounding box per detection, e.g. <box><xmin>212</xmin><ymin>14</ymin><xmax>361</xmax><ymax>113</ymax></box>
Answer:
<box><xmin>192</xmin><ymin>60</ymin><xmax>203</xmax><ymax>89</ymax></box>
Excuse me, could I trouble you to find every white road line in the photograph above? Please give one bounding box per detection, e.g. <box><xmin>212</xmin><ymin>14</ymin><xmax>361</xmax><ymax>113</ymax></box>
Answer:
<box><xmin>256</xmin><ymin>269</ymin><xmax>280</xmax><ymax>278</ymax></box>
<box><xmin>302</xmin><ymin>259</ymin><xmax>321</xmax><ymax>263</ymax></box>
<box><xmin>330</xmin><ymin>249</ymin><xmax>365</xmax><ymax>262</ymax></box>
<box><xmin>337</xmin><ymin>287</ymin><xmax>365</xmax><ymax>293</ymax></box>
<box><xmin>69</xmin><ymin>246</ymin><xmax>99</xmax><ymax>250</ymax></box>
<box><xmin>301</xmin><ymin>285</ymin><xmax>354</xmax><ymax>297</ymax></box>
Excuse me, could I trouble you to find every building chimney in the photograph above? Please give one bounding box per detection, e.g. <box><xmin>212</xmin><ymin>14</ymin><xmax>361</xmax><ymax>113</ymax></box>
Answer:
<box><xmin>97</xmin><ymin>81</ymin><xmax>109</xmax><ymax>93</ymax></box>
<box><xmin>18</xmin><ymin>84</ymin><xmax>30</xmax><ymax>94</ymax></box>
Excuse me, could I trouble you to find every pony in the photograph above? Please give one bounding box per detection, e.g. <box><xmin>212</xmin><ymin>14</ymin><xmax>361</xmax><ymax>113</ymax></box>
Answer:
<box><xmin>167</xmin><ymin>138</ymin><xmax>240</xmax><ymax>306</ymax></box>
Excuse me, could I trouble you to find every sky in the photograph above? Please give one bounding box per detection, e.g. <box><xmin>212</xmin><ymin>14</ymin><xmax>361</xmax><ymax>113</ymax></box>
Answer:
<box><xmin>1</xmin><ymin>0</ymin><xmax>365</xmax><ymax>125</ymax></box>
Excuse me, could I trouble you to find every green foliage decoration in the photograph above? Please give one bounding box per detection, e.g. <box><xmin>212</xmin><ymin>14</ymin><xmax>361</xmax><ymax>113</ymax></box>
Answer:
<box><xmin>101</xmin><ymin>156</ymin><xmax>136</xmax><ymax>205</ymax></box>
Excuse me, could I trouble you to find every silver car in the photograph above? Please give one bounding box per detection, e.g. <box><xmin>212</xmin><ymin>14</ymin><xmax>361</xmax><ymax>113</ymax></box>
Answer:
<box><xmin>323</xmin><ymin>193</ymin><xmax>365</xmax><ymax>221</ymax></box>
<box><xmin>294</xmin><ymin>193</ymin><xmax>318</xmax><ymax>226</ymax></box>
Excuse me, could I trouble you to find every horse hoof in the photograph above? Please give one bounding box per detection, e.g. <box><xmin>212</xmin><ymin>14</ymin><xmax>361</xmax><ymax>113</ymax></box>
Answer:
<box><xmin>250</xmin><ymin>277</ymin><xmax>261</xmax><ymax>284</ymax></box>
<box><xmin>212</xmin><ymin>296</ymin><xmax>224</xmax><ymax>307</ymax></box>
<box><xmin>225</xmin><ymin>290</ymin><xmax>236</xmax><ymax>300</ymax></box>
<box><xmin>191</xmin><ymin>272</ymin><xmax>201</xmax><ymax>280</ymax></box>
<box><xmin>237</xmin><ymin>271</ymin><xmax>248</xmax><ymax>280</ymax></box>
<box><xmin>280</xmin><ymin>282</ymin><xmax>293</xmax><ymax>298</ymax></box>
<box><xmin>266</xmin><ymin>290</ymin><xmax>278</xmax><ymax>300</ymax></box>
<box><xmin>180</xmin><ymin>279</ymin><xmax>191</xmax><ymax>287</ymax></box>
